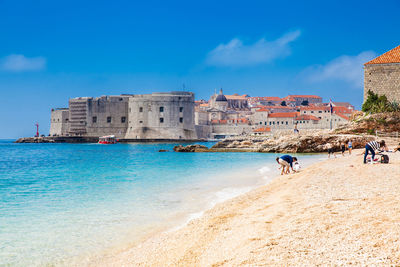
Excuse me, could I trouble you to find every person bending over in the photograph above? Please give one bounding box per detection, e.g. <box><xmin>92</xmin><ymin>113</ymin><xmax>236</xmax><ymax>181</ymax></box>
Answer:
<box><xmin>394</xmin><ymin>143</ymin><xmax>400</xmax><ymax>152</ymax></box>
<box><xmin>364</xmin><ymin>140</ymin><xmax>388</xmax><ymax>164</ymax></box>
<box><xmin>276</xmin><ymin>155</ymin><xmax>298</xmax><ymax>175</ymax></box>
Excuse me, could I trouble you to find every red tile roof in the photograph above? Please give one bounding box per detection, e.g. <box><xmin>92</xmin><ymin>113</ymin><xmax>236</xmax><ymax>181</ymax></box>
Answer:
<box><xmin>248</xmin><ymin>96</ymin><xmax>282</xmax><ymax>101</ymax></box>
<box><xmin>253</xmin><ymin>127</ymin><xmax>271</xmax><ymax>133</ymax></box>
<box><xmin>365</xmin><ymin>45</ymin><xmax>400</xmax><ymax>65</ymax></box>
<box><xmin>225</xmin><ymin>94</ymin><xmax>248</xmax><ymax>100</ymax></box>
<box><xmin>256</xmin><ymin>106</ymin><xmax>296</xmax><ymax>112</ymax></box>
<box><xmin>335</xmin><ymin>113</ymin><xmax>350</xmax><ymax>121</ymax></box>
<box><xmin>286</xmin><ymin>95</ymin><xmax>322</xmax><ymax>99</ymax></box>
<box><xmin>268</xmin><ymin>112</ymin><xmax>299</xmax><ymax>118</ymax></box>
<box><xmin>300</xmin><ymin>106</ymin><xmax>330</xmax><ymax>111</ymax></box>
<box><xmin>333</xmin><ymin>106</ymin><xmax>352</xmax><ymax>115</ymax></box>
<box><xmin>255</xmin><ymin>107</ymin><xmax>270</xmax><ymax>112</ymax></box>
<box><xmin>295</xmin><ymin>115</ymin><xmax>320</xmax><ymax>121</ymax></box>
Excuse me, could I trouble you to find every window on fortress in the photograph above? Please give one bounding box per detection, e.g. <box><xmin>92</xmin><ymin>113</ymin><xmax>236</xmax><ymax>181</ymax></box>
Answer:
<box><xmin>319</xmin><ymin>111</ymin><xmax>322</xmax><ymax>113</ymax></box>
<box><xmin>139</xmin><ymin>121</ymin><xmax>143</xmax><ymax>123</ymax></box>
<box><xmin>139</xmin><ymin>107</ymin><xmax>143</xmax><ymax>112</ymax></box>
<box><xmin>304</xmin><ymin>111</ymin><xmax>306</xmax><ymax>114</ymax></box>
<box><xmin>277</xmin><ymin>122</ymin><xmax>279</xmax><ymax>125</ymax></box>
<box><xmin>121</xmin><ymin>117</ymin><xmax>126</xmax><ymax>123</ymax></box>
<box><xmin>179</xmin><ymin>107</ymin><xmax>184</xmax><ymax>112</ymax></box>
<box><xmin>286</xmin><ymin>121</ymin><xmax>288</xmax><ymax>125</ymax></box>
<box><xmin>179</xmin><ymin>117</ymin><xmax>183</xmax><ymax>123</ymax></box>
<box><xmin>159</xmin><ymin>107</ymin><xmax>164</xmax><ymax>112</ymax></box>
<box><xmin>92</xmin><ymin>116</ymin><xmax>97</xmax><ymax>123</ymax></box>
<box><xmin>259</xmin><ymin>122</ymin><xmax>262</xmax><ymax>125</ymax></box>
<box><xmin>107</xmin><ymin>117</ymin><xmax>112</xmax><ymax>123</ymax></box>
<box><xmin>311</xmin><ymin>111</ymin><xmax>314</xmax><ymax>113</ymax></box>
<box><xmin>160</xmin><ymin>118</ymin><xmax>164</xmax><ymax>123</ymax></box>
<box><xmin>269</xmin><ymin>122</ymin><xmax>271</xmax><ymax>125</ymax></box>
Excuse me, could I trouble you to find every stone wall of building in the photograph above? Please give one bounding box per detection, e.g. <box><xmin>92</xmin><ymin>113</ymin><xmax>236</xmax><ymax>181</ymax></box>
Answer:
<box><xmin>125</xmin><ymin>92</ymin><xmax>197</xmax><ymax>140</ymax></box>
<box><xmin>49</xmin><ymin>109</ymin><xmax>69</xmax><ymax>136</ymax></box>
<box><xmin>210</xmin><ymin>124</ymin><xmax>253</xmax><ymax>138</ymax></box>
<box><xmin>50</xmin><ymin>91</ymin><xmax>198</xmax><ymax>140</ymax></box>
<box><xmin>85</xmin><ymin>96</ymin><xmax>129</xmax><ymax>139</ymax></box>
<box><xmin>364</xmin><ymin>64</ymin><xmax>400</xmax><ymax>103</ymax></box>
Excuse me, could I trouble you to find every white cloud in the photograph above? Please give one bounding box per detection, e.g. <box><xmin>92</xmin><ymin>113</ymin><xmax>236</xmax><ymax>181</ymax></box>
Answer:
<box><xmin>0</xmin><ymin>54</ymin><xmax>46</xmax><ymax>72</ymax></box>
<box><xmin>305</xmin><ymin>51</ymin><xmax>377</xmax><ymax>88</ymax></box>
<box><xmin>205</xmin><ymin>30</ymin><xmax>301</xmax><ymax>67</ymax></box>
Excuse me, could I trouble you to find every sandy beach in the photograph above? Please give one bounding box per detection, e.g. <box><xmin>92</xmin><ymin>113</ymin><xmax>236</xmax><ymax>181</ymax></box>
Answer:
<box><xmin>89</xmin><ymin>147</ymin><xmax>400</xmax><ymax>266</ymax></box>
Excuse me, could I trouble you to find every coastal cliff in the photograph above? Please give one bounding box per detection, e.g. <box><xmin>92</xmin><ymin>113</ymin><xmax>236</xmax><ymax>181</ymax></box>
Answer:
<box><xmin>174</xmin><ymin>134</ymin><xmax>374</xmax><ymax>153</ymax></box>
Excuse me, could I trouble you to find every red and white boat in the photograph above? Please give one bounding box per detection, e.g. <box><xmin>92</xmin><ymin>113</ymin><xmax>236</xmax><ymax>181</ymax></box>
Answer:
<box><xmin>98</xmin><ymin>135</ymin><xmax>117</xmax><ymax>144</ymax></box>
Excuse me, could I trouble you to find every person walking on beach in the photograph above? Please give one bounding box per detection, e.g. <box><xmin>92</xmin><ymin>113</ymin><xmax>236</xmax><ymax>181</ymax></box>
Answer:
<box><xmin>364</xmin><ymin>140</ymin><xmax>388</xmax><ymax>164</ymax></box>
<box><xmin>348</xmin><ymin>139</ymin><xmax>353</xmax><ymax>155</ymax></box>
<box><xmin>340</xmin><ymin>141</ymin><xmax>346</xmax><ymax>156</ymax></box>
<box><xmin>294</xmin><ymin>123</ymin><xmax>299</xmax><ymax>135</ymax></box>
<box><xmin>326</xmin><ymin>143</ymin><xmax>335</xmax><ymax>158</ymax></box>
<box><xmin>276</xmin><ymin>155</ymin><xmax>297</xmax><ymax>175</ymax></box>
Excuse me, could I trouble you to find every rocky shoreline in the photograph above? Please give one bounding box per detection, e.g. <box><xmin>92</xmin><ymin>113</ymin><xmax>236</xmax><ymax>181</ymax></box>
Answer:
<box><xmin>174</xmin><ymin>134</ymin><xmax>374</xmax><ymax>153</ymax></box>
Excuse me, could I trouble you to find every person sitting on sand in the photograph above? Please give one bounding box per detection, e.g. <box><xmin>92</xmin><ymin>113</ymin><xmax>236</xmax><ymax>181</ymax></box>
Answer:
<box><xmin>276</xmin><ymin>155</ymin><xmax>297</xmax><ymax>175</ymax></box>
<box><xmin>326</xmin><ymin>143</ymin><xmax>335</xmax><ymax>158</ymax></box>
<box><xmin>364</xmin><ymin>140</ymin><xmax>388</xmax><ymax>164</ymax></box>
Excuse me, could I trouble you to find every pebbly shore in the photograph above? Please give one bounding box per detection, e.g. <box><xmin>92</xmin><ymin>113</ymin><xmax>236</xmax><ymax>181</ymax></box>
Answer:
<box><xmin>86</xmin><ymin>149</ymin><xmax>400</xmax><ymax>266</ymax></box>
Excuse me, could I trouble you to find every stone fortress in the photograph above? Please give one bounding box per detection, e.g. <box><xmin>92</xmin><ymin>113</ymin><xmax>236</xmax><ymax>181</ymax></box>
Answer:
<box><xmin>50</xmin><ymin>89</ymin><xmax>356</xmax><ymax>141</ymax></box>
<box><xmin>50</xmin><ymin>91</ymin><xmax>197</xmax><ymax>140</ymax></box>
<box><xmin>364</xmin><ymin>44</ymin><xmax>400</xmax><ymax>103</ymax></box>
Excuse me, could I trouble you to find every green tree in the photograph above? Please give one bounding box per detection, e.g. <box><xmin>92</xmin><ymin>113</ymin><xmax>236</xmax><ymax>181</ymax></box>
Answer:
<box><xmin>362</xmin><ymin>90</ymin><xmax>397</xmax><ymax>113</ymax></box>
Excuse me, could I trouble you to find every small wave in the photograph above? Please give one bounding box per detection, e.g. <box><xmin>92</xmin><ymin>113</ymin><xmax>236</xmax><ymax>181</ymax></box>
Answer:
<box><xmin>258</xmin><ymin>166</ymin><xmax>271</xmax><ymax>174</ymax></box>
<box><xmin>211</xmin><ymin>187</ymin><xmax>253</xmax><ymax>207</ymax></box>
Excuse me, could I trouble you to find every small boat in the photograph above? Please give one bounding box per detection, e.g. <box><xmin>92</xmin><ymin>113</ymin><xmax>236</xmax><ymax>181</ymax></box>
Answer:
<box><xmin>98</xmin><ymin>135</ymin><xmax>117</xmax><ymax>144</ymax></box>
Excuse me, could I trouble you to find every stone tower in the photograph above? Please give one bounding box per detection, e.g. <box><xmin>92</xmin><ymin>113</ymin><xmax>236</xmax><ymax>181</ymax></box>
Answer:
<box><xmin>215</xmin><ymin>89</ymin><xmax>228</xmax><ymax>112</ymax></box>
<box><xmin>364</xmin><ymin>44</ymin><xmax>400</xmax><ymax>103</ymax></box>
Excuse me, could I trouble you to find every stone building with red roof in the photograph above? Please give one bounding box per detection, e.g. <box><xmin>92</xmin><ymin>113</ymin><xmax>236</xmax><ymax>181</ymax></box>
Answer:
<box><xmin>364</xmin><ymin>44</ymin><xmax>400</xmax><ymax>102</ymax></box>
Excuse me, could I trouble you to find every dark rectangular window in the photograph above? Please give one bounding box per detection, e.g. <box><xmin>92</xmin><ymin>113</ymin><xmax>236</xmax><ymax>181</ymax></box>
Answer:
<box><xmin>159</xmin><ymin>107</ymin><xmax>164</xmax><ymax>112</ymax></box>
<box><xmin>121</xmin><ymin>116</ymin><xmax>126</xmax><ymax>123</ymax></box>
<box><xmin>107</xmin><ymin>116</ymin><xmax>112</xmax><ymax>123</ymax></box>
<box><xmin>92</xmin><ymin>116</ymin><xmax>97</xmax><ymax>123</ymax></box>
<box><xmin>179</xmin><ymin>107</ymin><xmax>183</xmax><ymax>112</ymax></box>
<box><xmin>139</xmin><ymin>107</ymin><xmax>143</xmax><ymax>112</ymax></box>
<box><xmin>139</xmin><ymin>120</ymin><xmax>143</xmax><ymax>123</ymax></box>
<box><xmin>179</xmin><ymin>117</ymin><xmax>183</xmax><ymax>123</ymax></box>
<box><xmin>160</xmin><ymin>118</ymin><xmax>164</xmax><ymax>123</ymax></box>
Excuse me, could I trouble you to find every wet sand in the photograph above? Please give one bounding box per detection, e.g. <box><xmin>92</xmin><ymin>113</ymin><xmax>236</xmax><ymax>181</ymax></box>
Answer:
<box><xmin>88</xmin><ymin>149</ymin><xmax>400</xmax><ymax>266</ymax></box>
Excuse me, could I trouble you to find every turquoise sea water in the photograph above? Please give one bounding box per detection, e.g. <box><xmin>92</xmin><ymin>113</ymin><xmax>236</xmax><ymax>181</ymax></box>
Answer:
<box><xmin>0</xmin><ymin>140</ymin><xmax>320</xmax><ymax>266</ymax></box>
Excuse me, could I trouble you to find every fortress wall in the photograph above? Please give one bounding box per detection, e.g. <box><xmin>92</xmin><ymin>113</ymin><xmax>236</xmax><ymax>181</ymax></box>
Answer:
<box><xmin>125</xmin><ymin>92</ymin><xmax>197</xmax><ymax>140</ymax></box>
<box><xmin>364</xmin><ymin>64</ymin><xmax>400</xmax><ymax>103</ymax></box>
<box><xmin>49</xmin><ymin>109</ymin><xmax>69</xmax><ymax>136</ymax></box>
<box><xmin>85</xmin><ymin>96</ymin><xmax>129</xmax><ymax>139</ymax></box>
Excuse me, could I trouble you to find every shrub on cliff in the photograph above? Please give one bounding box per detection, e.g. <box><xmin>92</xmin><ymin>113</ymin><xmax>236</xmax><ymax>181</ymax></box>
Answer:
<box><xmin>362</xmin><ymin>90</ymin><xmax>400</xmax><ymax>113</ymax></box>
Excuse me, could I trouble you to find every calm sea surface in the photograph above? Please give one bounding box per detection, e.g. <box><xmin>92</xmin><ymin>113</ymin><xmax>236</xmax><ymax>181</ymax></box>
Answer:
<box><xmin>0</xmin><ymin>140</ymin><xmax>320</xmax><ymax>266</ymax></box>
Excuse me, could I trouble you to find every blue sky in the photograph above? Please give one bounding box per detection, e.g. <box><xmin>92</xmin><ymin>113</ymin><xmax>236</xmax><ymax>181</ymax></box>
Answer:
<box><xmin>0</xmin><ymin>0</ymin><xmax>399</xmax><ymax>138</ymax></box>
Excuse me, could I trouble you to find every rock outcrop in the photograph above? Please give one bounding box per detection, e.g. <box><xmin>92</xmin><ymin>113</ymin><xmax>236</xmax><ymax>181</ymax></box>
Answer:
<box><xmin>174</xmin><ymin>134</ymin><xmax>375</xmax><ymax>153</ymax></box>
<box><xmin>173</xmin><ymin>144</ymin><xmax>209</xmax><ymax>152</ymax></box>
<box><xmin>336</xmin><ymin>112</ymin><xmax>400</xmax><ymax>135</ymax></box>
